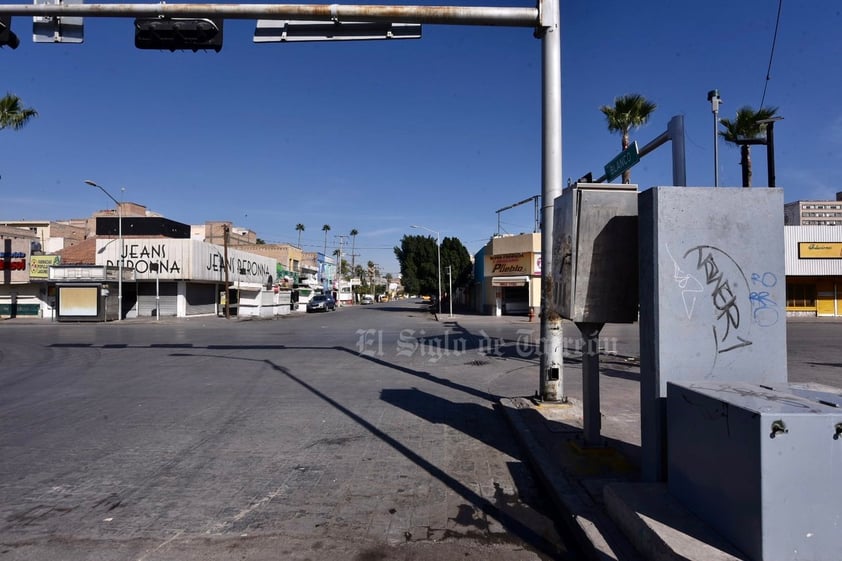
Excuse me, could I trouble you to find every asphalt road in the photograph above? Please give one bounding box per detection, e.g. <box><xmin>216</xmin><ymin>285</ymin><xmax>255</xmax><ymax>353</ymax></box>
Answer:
<box><xmin>1</xmin><ymin>303</ymin><xmax>839</xmax><ymax>561</ymax></box>
<box><xmin>0</xmin><ymin>301</ymin><xmax>573</xmax><ymax>561</ymax></box>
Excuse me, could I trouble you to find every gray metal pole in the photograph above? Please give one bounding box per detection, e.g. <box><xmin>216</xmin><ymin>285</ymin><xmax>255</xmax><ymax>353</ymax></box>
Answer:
<box><xmin>447</xmin><ymin>265</ymin><xmax>453</xmax><ymax>318</ymax></box>
<box><xmin>436</xmin><ymin>232</ymin><xmax>441</xmax><ymax>315</ymax></box>
<box><xmin>538</xmin><ymin>0</ymin><xmax>563</xmax><ymax>402</ymax></box>
<box><xmin>117</xmin><ymin>191</ymin><xmax>123</xmax><ymax>321</ymax></box>
<box><xmin>0</xmin><ymin>2</ymin><xmax>539</xmax><ymax>26</ymax></box>
<box><xmin>578</xmin><ymin>322</ymin><xmax>603</xmax><ymax>445</ymax></box>
<box><xmin>669</xmin><ymin>115</ymin><xmax>686</xmax><ymax>187</ymax></box>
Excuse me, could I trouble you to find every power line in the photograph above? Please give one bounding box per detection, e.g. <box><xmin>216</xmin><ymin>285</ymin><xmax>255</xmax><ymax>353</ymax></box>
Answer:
<box><xmin>760</xmin><ymin>0</ymin><xmax>784</xmax><ymax>108</ymax></box>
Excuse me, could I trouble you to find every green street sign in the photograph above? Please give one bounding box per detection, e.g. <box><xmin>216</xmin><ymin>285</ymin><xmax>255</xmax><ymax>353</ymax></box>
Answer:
<box><xmin>604</xmin><ymin>141</ymin><xmax>640</xmax><ymax>181</ymax></box>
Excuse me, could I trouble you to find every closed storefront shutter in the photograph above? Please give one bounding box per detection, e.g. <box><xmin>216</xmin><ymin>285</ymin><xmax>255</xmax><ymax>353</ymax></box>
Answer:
<box><xmin>137</xmin><ymin>282</ymin><xmax>178</xmax><ymax>317</ymax></box>
<box><xmin>186</xmin><ymin>283</ymin><xmax>216</xmax><ymax>315</ymax></box>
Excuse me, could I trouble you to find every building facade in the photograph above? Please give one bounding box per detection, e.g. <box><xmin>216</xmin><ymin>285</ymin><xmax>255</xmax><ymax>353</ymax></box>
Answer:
<box><xmin>474</xmin><ymin>233</ymin><xmax>541</xmax><ymax>316</ymax></box>
<box><xmin>785</xmin><ymin>225</ymin><xmax>842</xmax><ymax>317</ymax></box>
<box><xmin>784</xmin><ymin>192</ymin><xmax>842</xmax><ymax>226</ymax></box>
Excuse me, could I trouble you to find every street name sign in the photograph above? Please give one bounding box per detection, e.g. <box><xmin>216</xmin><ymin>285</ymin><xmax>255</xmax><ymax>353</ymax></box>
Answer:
<box><xmin>604</xmin><ymin>141</ymin><xmax>639</xmax><ymax>182</ymax></box>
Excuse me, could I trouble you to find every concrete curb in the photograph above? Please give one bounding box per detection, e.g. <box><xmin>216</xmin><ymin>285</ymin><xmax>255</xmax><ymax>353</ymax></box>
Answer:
<box><xmin>499</xmin><ymin>397</ymin><xmax>641</xmax><ymax>561</ymax></box>
<box><xmin>603</xmin><ymin>483</ymin><xmax>747</xmax><ymax>561</ymax></box>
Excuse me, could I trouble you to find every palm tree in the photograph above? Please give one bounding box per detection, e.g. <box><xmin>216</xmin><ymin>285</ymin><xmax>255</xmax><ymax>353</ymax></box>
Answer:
<box><xmin>600</xmin><ymin>93</ymin><xmax>656</xmax><ymax>183</ymax></box>
<box><xmin>719</xmin><ymin>105</ymin><xmax>779</xmax><ymax>188</ymax></box>
<box><xmin>349</xmin><ymin>228</ymin><xmax>358</xmax><ymax>274</ymax></box>
<box><xmin>0</xmin><ymin>93</ymin><xmax>38</xmax><ymax>132</ymax></box>
<box><xmin>295</xmin><ymin>223</ymin><xmax>305</xmax><ymax>248</ymax></box>
<box><xmin>321</xmin><ymin>224</ymin><xmax>331</xmax><ymax>258</ymax></box>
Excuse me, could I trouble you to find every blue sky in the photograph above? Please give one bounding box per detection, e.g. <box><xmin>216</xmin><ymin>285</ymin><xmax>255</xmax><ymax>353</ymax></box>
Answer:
<box><xmin>2</xmin><ymin>0</ymin><xmax>840</xmax><ymax>274</ymax></box>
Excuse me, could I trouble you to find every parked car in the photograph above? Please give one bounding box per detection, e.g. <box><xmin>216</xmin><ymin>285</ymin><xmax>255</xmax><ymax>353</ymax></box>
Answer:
<box><xmin>361</xmin><ymin>295</ymin><xmax>374</xmax><ymax>305</ymax></box>
<box><xmin>306</xmin><ymin>294</ymin><xmax>335</xmax><ymax>313</ymax></box>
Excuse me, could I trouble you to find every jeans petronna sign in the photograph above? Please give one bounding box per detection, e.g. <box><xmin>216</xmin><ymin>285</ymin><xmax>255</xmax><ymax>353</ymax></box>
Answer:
<box><xmin>95</xmin><ymin>239</ymin><xmax>276</xmax><ymax>284</ymax></box>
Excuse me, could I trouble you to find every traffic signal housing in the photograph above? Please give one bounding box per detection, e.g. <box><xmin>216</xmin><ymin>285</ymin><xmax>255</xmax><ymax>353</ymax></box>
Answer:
<box><xmin>134</xmin><ymin>17</ymin><xmax>223</xmax><ymax>52</ymax></box>
<box><xmin>0</xmin><ymin>16</ymin><xmax>20</xmax><ymax>49</ymax></box>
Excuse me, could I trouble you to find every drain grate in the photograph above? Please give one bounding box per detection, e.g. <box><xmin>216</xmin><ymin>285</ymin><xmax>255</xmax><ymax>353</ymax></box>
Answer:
<box><xmin>466</xmin><ymin>359</ymin><xmax>490</xmax><ymax>366</ymax></box>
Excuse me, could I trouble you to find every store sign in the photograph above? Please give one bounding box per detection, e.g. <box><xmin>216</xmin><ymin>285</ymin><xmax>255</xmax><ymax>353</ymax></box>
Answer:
<box><xmin>29</xmin><ymin>255</ymin><xmax>61</xmax><ymax>279</ymax></box>
<box><xmin>486</xmin><ymin>252</ymin><xmax>539</xmax><ymax>276</ymax></box>
<box><xmin>0</xmin><ymin>239</ymin><xmax>30</xmax><ymax>283</ymax></box>
<box><xmin>95</xmin><ymin>238</ymin><xmax>277</xmax><ymax>285</ymax></box>
<box><xmin>798</xmin><ymin>242</ymin><xmax>842</xmax><ymax>259</ymax></box>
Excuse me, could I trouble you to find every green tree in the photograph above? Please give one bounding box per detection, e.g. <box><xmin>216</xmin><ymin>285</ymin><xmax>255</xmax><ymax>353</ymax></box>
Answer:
<box><xmin>395</xmin><ymin>235</ymin><xmax>438</xmax><ymax>297</ymax></box>
<box><xmin>440</xmin><ymin>237</ymin><xmax>473</xmax><ymax>295</ymax></box>
<box><xmin>395</xmin><ymin>235</ymin><xmax>472</xmax><ymax>298</ymax></box>
<box><xmin>599</xmin><ymin>93</ymin><xmax>656</xmax><ymax>183</ymax></box>
<box><xmin>719</xmin><ymin>105</ymin><xmax>779</xmax><ymax>188</ymax></box>
<box><xmin>0</xmin><ymin>93</ymin><xmax>38</xmax><ymax>132</ymax></box>
<box><xmin>295</xmin><ymin>223</ymin><xmax>305</xmax><ymax>248</ymax></box>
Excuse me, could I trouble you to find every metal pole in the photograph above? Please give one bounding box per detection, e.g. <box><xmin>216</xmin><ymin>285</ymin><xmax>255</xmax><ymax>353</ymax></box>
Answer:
<box><xmin>85</xmin><ymin>179</ymin><xmax>123</xmax><ymax>322</ymax></box>
<box><xmin>766</xmin><ymin>121</ymin><xmax>776</xmax><ymax>188</ymax></box>
<box><xmin>223</xmin><ymin>225</ymin><xmax>230</xmax><ymax>319</ymax></box>
<box><xmin>436</xmin><ymin>232</ymin><xmax>441</xmax><ymax>315</ymax></box>
<box><xmin>0</xmin><ymin>3</ymin><xmax>539</xmax><ymax>27</ymax></box>
<box><xmin>411</xmin><ymin>224</ymin><xmax>442</xmax><ymax>315</ymax></box>
<box><xmin>538</xmin><ymin>0</ymin><xmax>563</xmax><ymax>402</ymax></box>
<box><xmin>708</xmin><ymin>89</ymin><xmax>721</xmax><ymax>187</ymax></box>
<box><xmin>156</xmin><ymin>266</ymin><xmax>160</xmax><ymax>320</ymax></box>
<box><xmin>669</xmin><ymin>115</ymin><xmax>686</xmax><ymax>187</ymax></box>
<box><xmin>118</xmin><ymin>187</ymin><xmax>123</xmax><ymax>321</ymax></box>
<box><xmin>577</xmin><ymin>322</ymin><xmax>604</xmax><ymax>446</ymax></box>
<box><xmin>447</xmin><ymin>265</ymin><xmax>453</xmax><ymax>318</ymax></box>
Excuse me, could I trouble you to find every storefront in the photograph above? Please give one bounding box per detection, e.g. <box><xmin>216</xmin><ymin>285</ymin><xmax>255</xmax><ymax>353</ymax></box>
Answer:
<box><xmin>477</xmin><ymin>233</ymin><xmax>541</xmax><ymax>316</ymax></box>
<box><xmin>91</xmin><ymin>238</ymin><xmax>278</xmax><ymax>319</ymax></box>
<box><xmin>785</xmin><ymin>226</ymin><xmax>842</xmax><ymax>317</ymax></box>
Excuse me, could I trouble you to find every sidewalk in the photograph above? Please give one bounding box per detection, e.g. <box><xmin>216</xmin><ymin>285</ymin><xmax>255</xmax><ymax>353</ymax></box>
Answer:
<box><xmin>499</xmin><ymin>356</ymin><xmax>749</xmax><ymax>561</ymax></box>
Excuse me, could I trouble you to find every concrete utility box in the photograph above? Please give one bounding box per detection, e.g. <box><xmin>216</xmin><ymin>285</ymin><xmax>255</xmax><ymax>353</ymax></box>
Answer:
<box><xmin>552</xmin><ymin>183</ymin><xmax>639</xmax><ymax>323</ymax></box>
<box><xmin>638</xmin><ymin>186</ymin><xmax>788</xmax><ymax>480</ymax></box>
<box><xmin>668</xmin><ymin>381</ymin><xmax>842</xmax><ymax>561</ymax></box>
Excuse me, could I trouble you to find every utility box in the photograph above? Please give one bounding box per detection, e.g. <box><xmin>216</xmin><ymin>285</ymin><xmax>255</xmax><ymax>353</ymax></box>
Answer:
<box><xmin>668</xmin><ymin>381</ymin><xmax>842</xmax><ymax>561</ymax></box>
<box><xmin>552</xmin><ymin>183</ymin><xmax>639</xmax><ymax>323</ymax></box>
<box><xmin>638</xmin><ymin>186</ymin><xmax>788</xmax><ymax>480</ymax></box>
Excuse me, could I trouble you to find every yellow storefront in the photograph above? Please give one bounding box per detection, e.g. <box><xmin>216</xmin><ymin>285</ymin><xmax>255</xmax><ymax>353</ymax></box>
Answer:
<box><xmin>785</xmin><ymin>228</ymin><xmax>842</xmax><ymax>317</ymax></box>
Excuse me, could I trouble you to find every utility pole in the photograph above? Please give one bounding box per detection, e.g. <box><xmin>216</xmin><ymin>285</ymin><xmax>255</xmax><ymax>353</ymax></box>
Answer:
<box><xmin>223</xmin><ymin>224</ymin><xmax>230</xmax><ymax>319</ymax></box>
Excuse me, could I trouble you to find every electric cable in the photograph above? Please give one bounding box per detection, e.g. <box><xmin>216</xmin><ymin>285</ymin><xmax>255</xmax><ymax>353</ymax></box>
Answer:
<box><xmin>760</xmin><ymin>0</ymin><xmax>784</xmax><ymax>108</ymax></box>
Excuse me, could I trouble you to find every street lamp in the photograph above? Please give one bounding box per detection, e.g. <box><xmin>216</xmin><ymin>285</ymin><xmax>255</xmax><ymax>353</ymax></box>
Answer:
<box><xmin>85</xmin><ymin>179</ymin><xmax>123</xmax><ymax>321</ymax></box>
<box><xmin>707</xmin><ymin>89</ymin><xmax>722</xmax><ymax>187</ymax></box>
<box><xmin>411</xmin><ymin>224</ymin><xmax>441</xmax><ymax>315</ymax></box>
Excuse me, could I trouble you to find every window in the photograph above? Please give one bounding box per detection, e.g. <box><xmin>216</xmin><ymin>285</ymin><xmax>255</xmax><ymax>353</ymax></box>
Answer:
<box><xmin>786</xmin><ymin>283</ymin><xmax>816</xmax><ymax>308</ymax></box>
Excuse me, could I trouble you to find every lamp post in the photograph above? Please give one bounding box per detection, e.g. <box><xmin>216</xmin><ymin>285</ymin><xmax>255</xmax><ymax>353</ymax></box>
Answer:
<box><xmin>85</xmin><ymin>179</ymin><xmax>123</xmax><ymax>321</ymax></box>
<box><xmin>707</xmin><ymin>89</ymin><xmax>722</xmax><ymax>187</ymax></box>
<box><xmin>411</xmin><ymin>224</ymin><xmax>441</xmax><ymax>315</ymax></box>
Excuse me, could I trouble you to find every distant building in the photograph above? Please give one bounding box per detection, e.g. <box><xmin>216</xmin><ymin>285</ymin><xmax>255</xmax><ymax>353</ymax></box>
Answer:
<box><xmin>785</xmin><ymin>225</ymin><xmax>842</xmax><ymax>317</ymax></box>
<box><xmin>784</xmin><ymin>192</ymin><xmax>842</xmax><ymax>226</ymax></box>
<box><xmin>473</xmin><ymin>233</ymin><xmax>541</xmax><ymax>316</ymax></box>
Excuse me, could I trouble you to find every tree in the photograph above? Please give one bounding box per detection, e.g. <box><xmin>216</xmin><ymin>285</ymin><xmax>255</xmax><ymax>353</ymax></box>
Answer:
<box><xmin>719</xmin><ymin>105</ymin><xmax>779</xmax><ymax>188</ymax></box>
<box><xmin>349</xmin><ymin>228</ymin><xmax>358</xmax><ymax>274</ymax></box>
<box><xmin>295</xmin><ymin>223</ymin><xmax>305</xmax><ymax>248</ymax></box>
<box><xmin>0</xmin><ymin>93</ymin><xmax>38</xmax><ymax>132</ymax></box>
<box><xmin>440</xmin><ymin>237</ymin><xmax>473</xmax><ymax>295</ymax></box>
<box><xmin>599</xmin><ymin>93</ymin><xmax>656</xmax><ymax>183</ymax></box>
<box><xmin>321</xmin><ymin>224</ymin><xmax>331</xmax><ymax>257</ymax></box>
<box><xmin>395</xmin><ymin>235</ymin><xmax>434</xmax><ymax>296</ymax></box>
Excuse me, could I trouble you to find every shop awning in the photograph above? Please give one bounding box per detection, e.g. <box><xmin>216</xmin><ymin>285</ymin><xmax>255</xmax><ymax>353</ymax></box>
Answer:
<box><xmin>492</xmin><ymin>275</ymin><xmax>530</xmax><ymax>287</ymax></box>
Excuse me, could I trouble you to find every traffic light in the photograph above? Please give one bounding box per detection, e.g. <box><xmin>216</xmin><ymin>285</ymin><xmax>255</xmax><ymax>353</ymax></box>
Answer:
<box><xmin>0</xmin><ymin>16</ymin><xmax>20</xmax><ymax>49</ymax></box>
<box><xmin>134</xmin><ymin>17</ymin><xmax>223</xmax><ymax>52</ymax></box>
